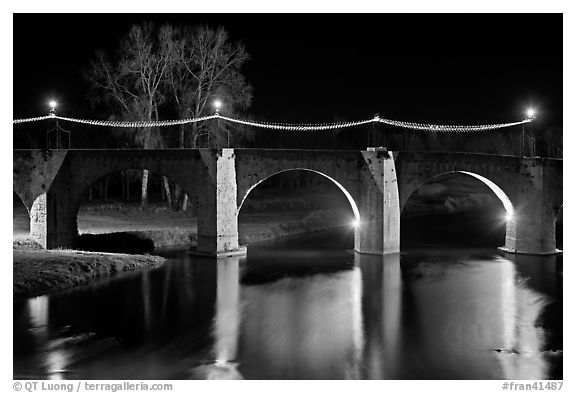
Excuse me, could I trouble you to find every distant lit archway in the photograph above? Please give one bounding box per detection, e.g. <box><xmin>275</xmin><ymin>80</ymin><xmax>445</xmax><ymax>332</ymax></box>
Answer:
<box><xmin>401</xmin><ymin>171</ymin><xmax>514</xmax><ymax>247</ymax></box>
<box><xmin>237</xmin><ymin>169</ymin><xmax>360</xmax><ymax>248</ymax></box>
<box><xmin>75</xmin><ymin>169</ymin><xmax>196</xmax><ymax>253</ymax></box>
<box><xmin>239</xmin><ymin>169</ymin><xmax>360</xmax><ymax>222</ymax></box>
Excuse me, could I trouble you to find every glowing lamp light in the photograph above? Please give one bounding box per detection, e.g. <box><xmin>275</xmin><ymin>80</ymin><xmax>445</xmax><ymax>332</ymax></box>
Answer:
<box><xmin>352</xmin><ymin>219</ymin><xmax>360</xmax><ymax>229</ymax></box>
<box><xmin>213</xmin><ymin>100</ymin><xmax>222</xmax><ymax>112</ymax></box>
<box><xmin>49</xmin><ymin>100</ymin><xmax>57</xmax><ymax>109</ymax></box>
<box><xmin>505</xmin><ymin>212</ymin><xmax>514</xmax><ymax>222</ymax></box>
<box><xmin>526</xmin><ymin>108</ymin><xmax>535</xmax><ymax>119</ymax></box>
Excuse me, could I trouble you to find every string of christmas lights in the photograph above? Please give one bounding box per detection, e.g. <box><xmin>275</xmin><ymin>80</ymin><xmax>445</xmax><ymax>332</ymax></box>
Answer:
<box><xmin>218</xmin><ymin>115</ymin><xmax>374</xmax><ymax>131</ymax></box>
<box><xmin>13</xmin><ymin>115</ymin><xmax>54</xmax><ymax>124</ymax></box>
<box><xmin>376</xmin><ymin>118</ymin><xmax>532</xmax><ymax>133</ymax></box>
<box><xmin>13</xmin><ymin>113</ymin><xmax>533</xmax><ymax>133</ymax></box>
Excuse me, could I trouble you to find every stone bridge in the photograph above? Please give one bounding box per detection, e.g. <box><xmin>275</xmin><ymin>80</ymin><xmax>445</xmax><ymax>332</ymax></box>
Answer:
<box><xmin>13</xmin><ymin>148</ymin><xmax>563</xmax><ymax>256</ymax></box>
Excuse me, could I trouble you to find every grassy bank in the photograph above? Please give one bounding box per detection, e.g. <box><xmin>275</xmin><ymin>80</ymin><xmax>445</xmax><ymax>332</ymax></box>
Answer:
<box><xmin>13</xmin><ymin>249</ymin><xmax>164</xmax><ymax>299</ymax></box>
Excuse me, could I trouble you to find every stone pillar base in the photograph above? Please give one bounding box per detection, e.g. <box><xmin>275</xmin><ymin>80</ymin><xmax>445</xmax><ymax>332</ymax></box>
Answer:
<box><xmin>354</xmin><ymin>248</ymin><xmax>399</xmax><ymax>256</ymax></box>
<box><xmin>498</xmin><ymin>246</ymin><xmax>563</xmax><ymax>256</ymax></box>
<box><xmin>189</xmin><ymin>246</ymin><xmax>247</xmax><ymax>259</ymax></box>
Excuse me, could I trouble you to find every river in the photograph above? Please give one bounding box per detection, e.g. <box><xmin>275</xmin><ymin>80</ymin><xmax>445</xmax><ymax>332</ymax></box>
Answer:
<box><xmin>13</xmin><ymin>228</ymin><xmax>562</xmax><ymax>380</ymax></box>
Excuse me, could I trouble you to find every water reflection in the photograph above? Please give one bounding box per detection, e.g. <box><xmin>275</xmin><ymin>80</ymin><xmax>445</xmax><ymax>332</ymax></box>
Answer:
<box><xmin>400</xmin><ymin>250</ymin><xmax>553</xmax><ymax>379</ymax></box>
<box><xmin>13</xmin><ymin>231</ymin><xmax>562</xmax><ymax>380</ymax></box>
<box><xmin>358</xmin><ymin>253</ymin><xmax>402</xmax><ymax>379</ymax></box>
<box><xmin>238</xmin><ymin>263</ymin><xmax>362</xmax><ymax>379</ymax></box>
<box><xmin>190</xmin><ymin>258</ymin><xmax>243</xmax><ymax>379</ymax></box>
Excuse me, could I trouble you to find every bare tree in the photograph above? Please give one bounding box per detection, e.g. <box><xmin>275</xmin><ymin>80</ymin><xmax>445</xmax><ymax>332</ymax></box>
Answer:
<box><xmin>164</xmin><ymin>25</ymin><xmax>253</xmax><ymax>148</ymax></box>
<box><xmin>86</xmin><ymin>23</ymin><xmax>253</xmax><ymax>210</ymax></box>
<box><xmin>86</xmin><ymin>22</ymin><xmax>171</xmax><ymax>208</ymax></box>
<box><xmin>163</xmin><ymin>25</ymin><xmax>253</xmax><ymax>210</ymax></box>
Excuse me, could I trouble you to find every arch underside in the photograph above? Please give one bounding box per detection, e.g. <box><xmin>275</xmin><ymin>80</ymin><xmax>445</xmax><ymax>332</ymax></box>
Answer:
<box><xmin>401</xmin><ymin>170</ymin><xmax>514</xmax><ymax>215</ymax></box>
<box><xmin>70</xmin><ymin>165</ymin><xmax>199</xmax><ymax>215</ymax></box>
<box><xmin>238</xmin><ymin>168</ymin><xmax>361</xmax><ymax>222</ymax></box>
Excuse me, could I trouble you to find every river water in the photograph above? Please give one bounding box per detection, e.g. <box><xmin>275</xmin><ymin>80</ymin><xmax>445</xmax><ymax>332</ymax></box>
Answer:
<box><xmin>13</xmin><ymin>228</ymin><xmax>562</xmax><ymax>380</ymax></box>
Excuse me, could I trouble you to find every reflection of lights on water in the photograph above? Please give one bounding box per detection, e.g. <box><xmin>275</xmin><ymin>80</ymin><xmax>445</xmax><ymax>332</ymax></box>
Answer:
<box><xmin>28</xmin><ymin>297</ymin><xmax>70</xmax><ymax>379</ymax></box>
<box><xmin>46</xmin><ymin>350</ymin><xmax>69</xmax><ymax>380</ymax></box>
<box><xmin>352</xmin><ymin>219</ymin><xmax>360</xmax><ymax>228</ymax></box>
<box><xmin>28</xmin><ymin>296</ymin><xmax>49</xmax><ymax>328</ymax></box>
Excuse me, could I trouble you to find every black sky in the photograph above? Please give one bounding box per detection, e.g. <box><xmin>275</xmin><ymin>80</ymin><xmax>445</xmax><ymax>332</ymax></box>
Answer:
<box><xmin>13</xmin><ymin>13</ymin><xmax>563</xmax><ymax>126</ymax></box>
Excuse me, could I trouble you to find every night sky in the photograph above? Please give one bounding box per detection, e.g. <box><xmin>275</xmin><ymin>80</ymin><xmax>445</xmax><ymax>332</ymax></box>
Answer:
<box><xmin>13</xmin><ymin>13</ymin><xmax>562</xmax><ymax>127</ymax></box>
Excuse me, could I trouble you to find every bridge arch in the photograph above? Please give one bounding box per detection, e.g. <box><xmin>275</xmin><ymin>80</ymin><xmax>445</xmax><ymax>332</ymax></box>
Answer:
<box><xmin>401</xmin><ymin>170</ymin><xmax>515</xmax><ymax>248</ymax></box>
<box><xmin>41</xmin><ymin>163</ymin><xmax>194</xmax><ymax>251</ymax></box>
<box><xmin>71</xmin><ymin>167</ymin><xmax>197</xmax><ymax>216</ymax></box>
<box><xmin>70</xmin><ymin>166</ymin><xmax>198</xmax><ymax>214</ymax></box>
<box><xmin>67</xmin><ymin>168</ymin><xmax>198</xmax><ymax>252</ymax></box>
<box><xmin>238</xmin><ymin>168</ymin><xmax>360</xmax><ymax>222</ymax></box>
<box><xmin>401</xmin><ymin>170</ymin><xmax>514</xmax><ymax>216</ymax></box>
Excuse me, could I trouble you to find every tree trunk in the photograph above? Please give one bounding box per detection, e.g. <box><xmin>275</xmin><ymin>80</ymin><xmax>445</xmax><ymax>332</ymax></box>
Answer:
<box><xmin>126</xmin><ymin>173</ymin><xmax>130</xmax><ymax>202</ymax></box>
<box><xmin>163</xmin><ymin>176</ymin><xmax>172</xmax><ymax>209</ymax></box>
<box><xmin>179</xmin><ymin>125</ymin><xmax>185</xmax><ymax>148</ymax></box>
<box><xmin>174</xmin><ymin>184</ymin><xmax>182</xmax><ymax>210</ymax></box>
<box><xmin>121</xmin><ymin>171</ymin><xmax>126</xmax><ymax>201</ymax></box>
<box><xmin>182</xmin><ymin>194</ymin><xmax>189</xmax><ymax>212</ymax></box>
<box><xmin>99</xmin><ymin>180</ymin><xmax>104</xmax><ymax>201</ymax></box>
<box><xmin>192</xmin><ymin>122</ymin><xmax>198</xmax><ymax>147</ymax></box>
<box><xmin>104</xmin><ymin>177</ymin><xmax>109</xmax><ymax>201</ymax></box>
<box><xmin>141</xmin><ymin>169</ymin><xmax>149</xmax><ymax>209</ymax></box>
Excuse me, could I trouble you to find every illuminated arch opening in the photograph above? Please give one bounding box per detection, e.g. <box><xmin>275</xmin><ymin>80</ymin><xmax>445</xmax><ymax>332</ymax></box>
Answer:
<box><xmin>75</xmin><ymin>169</ymin><xmax>196</xmax><ymax>253</ymax></box>
<box><xmin>238</xmin><ymin>169</ymin><xmax>360</xmax><ymax>248</ymax></box>
<box><xmin>239</xmin><ymin>169</ymin><xmax>360</xmax><ymax>222</ymax></box>
<box><xmin>402</xmin><ymin>171</ymin><xmax>514</xmax><ymax>247</ymax></box>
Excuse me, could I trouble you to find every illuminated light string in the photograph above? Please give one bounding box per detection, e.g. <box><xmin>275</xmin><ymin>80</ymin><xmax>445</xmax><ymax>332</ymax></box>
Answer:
<box><xmin>376</xmin><ymin>118</ymin><xmax>533</xmax><ymax>133</ymax></box>
<box><xmin>13</xmin><ymin>115</ymin><xmax>54</xmax><ymax>124</ymax></box>
<box><xmin>218</xmin><ymin>115</ymin><xmax>374</xmax><ymax>131</ymax></box>
<box><xmin>12</xmin><ymin>113</ymin><xmax>534</xmax><ymax>133</ymax></box>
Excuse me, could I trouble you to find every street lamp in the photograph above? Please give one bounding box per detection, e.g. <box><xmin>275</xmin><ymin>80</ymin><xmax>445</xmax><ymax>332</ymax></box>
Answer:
<box><xmin>49</xmin><ymin>100</ymin><xmax>57</xmax><ymax>115</ymax></box>
<box><xmin>46</xmin><ymin>99</ymin><xmax>70</xmax><ymax>149</ymax></box>
<box><xmin>522</xmin><ymin>108</ymin><xmax>536</xmax><ymax>157</ymax></box>
<box><xmin>213</xmin><ymin>100</ymin><xmax>229</xmax><ymax>147</ymax></box>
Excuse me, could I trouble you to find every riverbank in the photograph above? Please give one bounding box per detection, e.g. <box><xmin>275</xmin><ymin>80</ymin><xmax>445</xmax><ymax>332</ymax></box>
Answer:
<box><xmin>13</xmin><ymin>196</ymin><xmax>349</xmax><ymax>299</ymax></box>
<box><xmin>13</xmin><ymin>249</ymin><xmax>164</xmax><ymax>299</ymax></box>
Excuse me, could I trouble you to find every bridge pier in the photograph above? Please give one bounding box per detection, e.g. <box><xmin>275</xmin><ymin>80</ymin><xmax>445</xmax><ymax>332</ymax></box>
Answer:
<box><xmin>354</xmin><ymin>149</ymin><xmax>400</xmax><ymax>255</ymax></box>
<box><xmin>194</xmin><ymin>149</ymin><xmax>246</xmax><ymax>258</ymax></box>
<box><xmin>501</xmin><ymin>201</ymin><xmax>559</xmax><ymax>255</ymax></box>
<box><xmin>30</xmin><ymin>191</ymin><xmax>78</xmax><ymax>250</ymax></box>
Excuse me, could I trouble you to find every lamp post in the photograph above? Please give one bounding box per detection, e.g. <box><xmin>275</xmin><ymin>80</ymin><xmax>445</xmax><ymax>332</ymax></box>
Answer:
<box><xmin>213</xmin><ymin>100</ymin><xmax>229</xmax><ymax>148</ymax></box>
<box><xmin>47</xmin><ymin>100</ymin><xmax>58</xmax><ymax>149</ymax></box>
<box><xmin>46</xmin><ymin>100</ymin><xmax>71</xmax><ymax>149</ymax></box>
<box><xmin>523</xmin><ymin>108</ymin><xmax>536</xmax><ymax>157</ymax></box>
<box><xmin>49</xmin><ymin>100</ymin><xmax>57</xmax><ymax>115</ymax></box>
